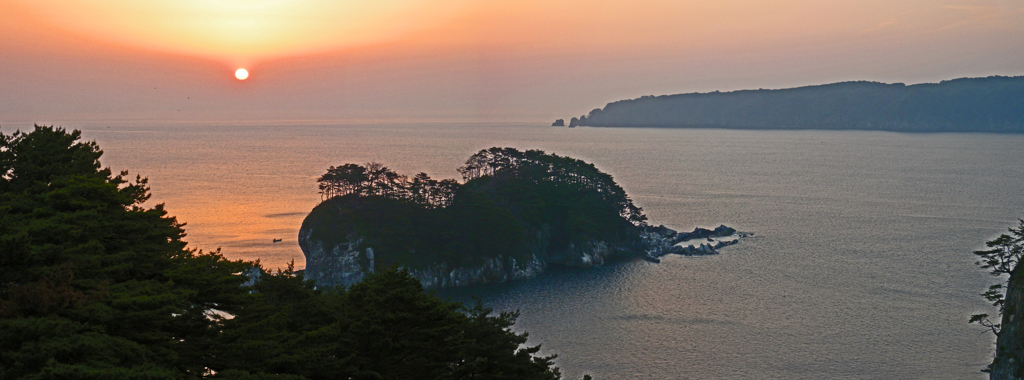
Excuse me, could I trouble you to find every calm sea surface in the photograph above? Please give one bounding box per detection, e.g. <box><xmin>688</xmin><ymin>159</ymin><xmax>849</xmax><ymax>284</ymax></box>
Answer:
<box><xmin>68</xmin><ymin>122</ymin><xmax>1024</xmax><ymax>379</ymax></box>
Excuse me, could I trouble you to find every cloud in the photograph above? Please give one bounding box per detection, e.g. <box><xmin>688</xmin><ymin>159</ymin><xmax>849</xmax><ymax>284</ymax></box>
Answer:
<box><xmin>861</xmin><ymin>19</ymin><xmax>899</xmax><ymax>34</ymax></box>
<box><xmin>932</xmin><ymin>4</ymin><xmax>1024</xmax><ymax>33</ymax></box>
<box><xmin>859</xmin><ymin>10</ymin><xmax>918</xmax><ymax>35</ymax></box>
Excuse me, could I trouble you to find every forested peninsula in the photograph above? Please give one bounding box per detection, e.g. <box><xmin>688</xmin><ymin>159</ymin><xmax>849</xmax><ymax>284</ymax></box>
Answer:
<box><xmin>561</xmin><ymin>75</ymin><xmax>1024</xmax><ymax>132</ymax></box>
<box><xmin>299</xmin><ymin>148</ymin><xmax>744</xmax><ymax>289</ymax></box>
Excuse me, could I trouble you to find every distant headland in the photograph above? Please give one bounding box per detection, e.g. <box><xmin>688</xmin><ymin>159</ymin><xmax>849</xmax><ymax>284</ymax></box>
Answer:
<box><xmin>556</xmin><ymin>75</ymin><xmax>1024</xmax><ymax>133</ymax></box>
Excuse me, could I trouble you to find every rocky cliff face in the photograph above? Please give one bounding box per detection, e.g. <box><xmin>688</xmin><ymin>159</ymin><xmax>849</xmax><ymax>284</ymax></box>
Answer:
<box><xmin>991</xmin><ymin>262</ymin><xmax>1024</xmax><ymax>380</ymax></box>
<box><xmin>298</xmin><ymin>229</ymin><xmax>369</xmax><ymax>288</ymax></box>
<box><xmin>298</xmin><ymin>226</ymin><xmax>627</xmax><ymax>289</ymax></box>
<box><xmin>408</xmin><ymin>255</ymin><xmax>546</xmax><ymax>289</ymax></box>
<box><xmin>299</xmin><ymin>223</ymin><xmax>747</xmax><ymax>289</ymax></box>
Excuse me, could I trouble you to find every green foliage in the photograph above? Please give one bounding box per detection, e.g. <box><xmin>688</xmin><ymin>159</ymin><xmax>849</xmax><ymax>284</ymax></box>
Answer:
<box><xmin>317</xmin><ymin>163</ymin><xmax>458</xmax><ymax>208</ymax></box>
<box><xmin>211</xmin><ymin>263</ymin><xmax>344</xmax><ymax>378</ymax></box>
<box><xmin>1</xmin><ymin>126</ymin><xmax>565</xmax><ymax>379</ymax></box>
<box><xmin>1</xmin><ymin>125</ymin><xmax>253</xmax><ymax>379</ymax></box>
<box><xmin>213</xmin><ymin>266</ymin><xmax>561</xmax><ymax>380</ymax></box>
<box><xmin>970</xmin><ymin>219</ymin><xmax>1024</xmax><ymax>334</ymax></box>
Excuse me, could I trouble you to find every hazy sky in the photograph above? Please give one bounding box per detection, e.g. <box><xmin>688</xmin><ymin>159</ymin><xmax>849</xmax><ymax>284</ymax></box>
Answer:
<box><xmin>2</xmin><ymin>0</ymin><xmax>1023</xmax><ymax>124</ymax></box>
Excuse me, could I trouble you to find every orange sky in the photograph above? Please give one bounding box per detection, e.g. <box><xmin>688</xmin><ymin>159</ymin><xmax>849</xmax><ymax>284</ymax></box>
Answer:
<box><xmin>2</xmin><ymin>0</ymin><xmax>1023</xmax><ymax>123</ymax></box>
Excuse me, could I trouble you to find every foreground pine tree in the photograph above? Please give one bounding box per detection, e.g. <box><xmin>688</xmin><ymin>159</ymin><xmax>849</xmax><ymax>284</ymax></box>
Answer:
<box><xmin>0</xmin><ymin>125</ymin><xmax>252</xmax><ymax>378</ymax></box>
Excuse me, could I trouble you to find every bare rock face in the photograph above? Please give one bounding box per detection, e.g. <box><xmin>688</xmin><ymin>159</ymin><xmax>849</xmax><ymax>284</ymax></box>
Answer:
<box><xmin>991</xmin><ymin>263</ymin><xmax>1024</xmax><ymax>380</ymax></box>
<box><xmin>563</xmin><ymin>241</ymin><xmax>612</xmax><ymax>267</ymax></box>
<box><xmin>298</xmin><ymin>229</ymin><xmax>369</xmax><ymax>288</ymax></box>
<box><xmin>298</xmin><ymin>223</ymin><xmax>620</xmax><ymax>289</ymax></box>
<box><xmin>408</xmin><ymin>255</ymin><xmax>547</xmax><ymax>289</ymax></box>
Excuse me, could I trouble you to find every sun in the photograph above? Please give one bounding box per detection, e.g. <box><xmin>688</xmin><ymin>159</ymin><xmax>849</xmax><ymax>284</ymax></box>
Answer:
<box><xmin>235</xmin><ymin>68</ymin><xmax>249</xmax><ymax>80</ymax></box>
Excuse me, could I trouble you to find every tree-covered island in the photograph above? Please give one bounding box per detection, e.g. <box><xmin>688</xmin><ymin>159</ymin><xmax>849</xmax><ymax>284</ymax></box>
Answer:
<box><xmin>300</xmin><ymin>147</ymin><xmax>746</xmax><ymax>289</ymax></box>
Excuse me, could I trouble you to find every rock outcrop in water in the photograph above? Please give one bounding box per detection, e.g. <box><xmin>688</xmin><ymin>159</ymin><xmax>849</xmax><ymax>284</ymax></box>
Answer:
<box><xmin>640</xmin><ymin>224</ymin><xmax>752</xmax><ymax>263</ymax></box>
<box><xmin>298</xmin><ymin>147</ymin><xmax>747</xmax><ymax>289</ymax></box>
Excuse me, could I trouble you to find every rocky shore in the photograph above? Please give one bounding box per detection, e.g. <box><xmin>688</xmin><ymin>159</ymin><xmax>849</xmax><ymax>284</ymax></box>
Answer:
<box><xmin>299</xmin><ymin>223</ymin><xmax>750</xmax><ymax>289</ymax></box>
<box><xmin>639</xmin><ymin>224</ymin><xmax>753</xmax><ymax>263</ymax></box>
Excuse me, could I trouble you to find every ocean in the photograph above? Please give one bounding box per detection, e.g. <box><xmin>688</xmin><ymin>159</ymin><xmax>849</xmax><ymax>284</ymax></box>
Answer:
<box><xmin>70</xmin><ymin>121</ymin><xmax>1024</xmax><ymax>379</ymax></box>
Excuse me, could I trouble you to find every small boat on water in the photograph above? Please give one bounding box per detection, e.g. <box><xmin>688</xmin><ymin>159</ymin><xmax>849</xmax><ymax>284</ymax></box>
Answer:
<box><xmin>272</xmin><ymin>238</ymin><xmax>283</xmax><ymax>243</ymax></box>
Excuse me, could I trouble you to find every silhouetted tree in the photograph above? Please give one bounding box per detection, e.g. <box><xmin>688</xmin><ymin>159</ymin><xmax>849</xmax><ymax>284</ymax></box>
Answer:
<box><xmin>456</xmin><ymin>148</ymin><xmax>646</xmax><ymax>225</ymax></box>
<box><xmin>318</xmin><ymin>163</ymin><xmax>368</xmax><ymax>199</ymax></box>
<box><xmin>972</xmin><ymin>219</ymin><xmax>1024</xmax><ymax>379</ymax></box>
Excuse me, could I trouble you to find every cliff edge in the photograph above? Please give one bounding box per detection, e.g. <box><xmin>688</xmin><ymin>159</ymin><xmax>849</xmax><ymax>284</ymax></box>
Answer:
<box><xmin>992</xmin><ymin>262</ymin><xmax>1024</xmax><ymax>380</ymax></box>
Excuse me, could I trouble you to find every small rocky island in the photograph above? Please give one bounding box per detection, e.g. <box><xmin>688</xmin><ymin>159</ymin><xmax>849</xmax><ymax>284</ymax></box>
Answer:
<box><xmin>299</xmin><ymin>147</ymin><xmax>747</xmax><ymax>289</ymax></box>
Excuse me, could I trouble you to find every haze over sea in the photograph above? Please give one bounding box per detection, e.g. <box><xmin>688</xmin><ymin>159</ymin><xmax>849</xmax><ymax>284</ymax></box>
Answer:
<box><xmin>65</xmin><ymin>121</ymin><xmax>1024</xmax><ymax>379</ymax></box>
